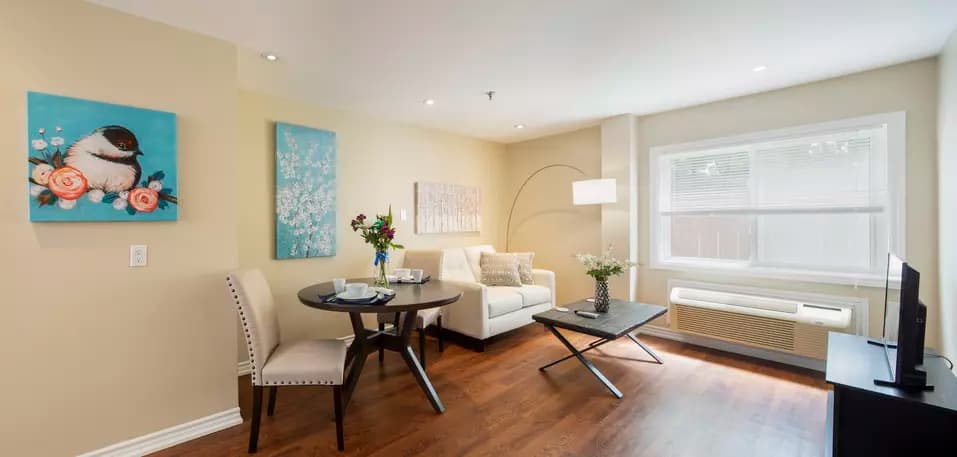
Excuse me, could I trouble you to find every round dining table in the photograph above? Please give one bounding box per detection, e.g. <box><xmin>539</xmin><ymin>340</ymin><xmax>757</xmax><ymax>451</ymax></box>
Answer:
<box><xmin>298</xmin><ymin>278</ymin><xmax>463</xmax><ymax>413</ymax></box>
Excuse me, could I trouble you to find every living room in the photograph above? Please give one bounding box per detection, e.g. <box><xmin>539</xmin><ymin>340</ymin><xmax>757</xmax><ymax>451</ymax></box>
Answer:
<box><xmin>5</xmin><ymin>1</ymin><xmax>957</xmax><ymax>456</ymax></box>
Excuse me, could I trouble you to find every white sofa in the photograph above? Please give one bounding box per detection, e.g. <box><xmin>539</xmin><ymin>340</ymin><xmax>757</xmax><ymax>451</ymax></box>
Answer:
<box><xmin>399</xmin><ymin>245</ymin><xmax>555</xmax><ymax>350</ymax></box>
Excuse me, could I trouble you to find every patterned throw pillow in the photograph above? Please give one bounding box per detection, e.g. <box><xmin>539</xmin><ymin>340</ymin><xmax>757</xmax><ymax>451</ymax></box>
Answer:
<box><xmin>480</xmin><ymin>252</ymin><xmax>522</xmax><ymax>287</ymax></box>
<box><xmin>511</xmin><ymin>252</ymin><xmax>535</xmax><ymax>284</ymax></box>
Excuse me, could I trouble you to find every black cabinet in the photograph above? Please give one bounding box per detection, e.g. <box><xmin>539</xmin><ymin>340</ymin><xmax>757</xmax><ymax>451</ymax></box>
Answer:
<box><xmin>825</xmin><ymin>332</ymin><xmax>957</xmax><ymax>457</ymax></box>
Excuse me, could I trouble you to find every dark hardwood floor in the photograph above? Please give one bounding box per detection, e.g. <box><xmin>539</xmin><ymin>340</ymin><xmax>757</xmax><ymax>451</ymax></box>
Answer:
<box><xmin>151</xmin><ymin>326</ymin><xmax>828</xmax><ymax>457</ymax></box>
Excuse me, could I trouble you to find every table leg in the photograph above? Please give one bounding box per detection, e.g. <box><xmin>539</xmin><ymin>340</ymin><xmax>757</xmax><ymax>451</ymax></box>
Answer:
<box><xmin>627</xmin><ymin>332</ymin><xmax>663</xmax><ymax>364</ymax></box>
<box><xmin>398</xmin><ymin>310</ymin><xmax>445</xmax><ymax>413</ymax></box>
<box><xmin>341</xmin><ymin>312</ymin><xmax>369</xmax><ymax>410</ymax></box>
<box><xmin>539</xmin><ymin>337</ymin><xmax>615</xmax><ymax>371</ymax></box>
<box><xmin>543</xmin><ymin>325</ymin><xmax>623</xmax><ymax>399</ymax></box>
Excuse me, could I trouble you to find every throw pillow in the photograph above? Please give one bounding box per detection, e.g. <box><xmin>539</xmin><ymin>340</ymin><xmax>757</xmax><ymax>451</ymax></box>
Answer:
<box><xmin>511</xmin><ymin>252</ymin><xmax>535</xmax><ymax>284</ymax></box>
<box><xmin>480</xmin><ymin>252</ymin><xmax>522</xmax><ymax>287</ymax></box>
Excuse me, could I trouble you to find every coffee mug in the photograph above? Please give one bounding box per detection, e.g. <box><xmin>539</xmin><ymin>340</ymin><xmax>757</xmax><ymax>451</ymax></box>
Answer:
<box><xmin>411</xmin><ymin>269</ymin><xmax>424</xmax><ymax>282</ymax></box>
<box><xmin>345</xmin><ymin>283</ymin><xmax>368</xmax><ymax>297</ymax></box>
<box><xmin>393</xmin><ymin>268</ymin><xmax>411</xmax><ymax>278</ymax></box>
<box><xmin>332</xmin><ymin>278</ymin><xmax>347</xmax><ymax>294</ymax></box>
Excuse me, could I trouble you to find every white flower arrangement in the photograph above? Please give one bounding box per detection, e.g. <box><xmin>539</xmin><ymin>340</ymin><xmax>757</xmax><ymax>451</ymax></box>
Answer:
<box><xmin>576</xmin><ymin>246</ymin><xmax>636</xmax><ymax>282</ymax></box>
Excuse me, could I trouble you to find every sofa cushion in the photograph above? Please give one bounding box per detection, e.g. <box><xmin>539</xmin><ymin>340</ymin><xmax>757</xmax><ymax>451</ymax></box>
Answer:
<box><xmin>480</xmin><ymin>252</ymin><xmax>522</xmax><ymax>287</ymax></box>
<box><xmin>515</xmin><ymin>285</ymin><xmax>551</xmax><ymax>307</ymax></box>
<box><xmin>486</xmin><ymin>287</ymin><xmax>524</xmax><ymax>318</ymax></box>
<box><xmin>511</xmin><ymin>252</ymin><xmax>535</xmax><ymax>284</ymax></box>
<box><xmin>464</xmin><ymin>245</ymin><xmax>496</xmax><ymax>280</ymax></box>
<box><xmin>442</xmin><ymin>248</ymin><xmax>475</xmax><ymax>282</ymax></box>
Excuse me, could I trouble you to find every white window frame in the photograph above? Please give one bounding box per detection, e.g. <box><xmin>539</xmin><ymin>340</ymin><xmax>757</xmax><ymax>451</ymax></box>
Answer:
<box><xmin>648</xmin><ymin>112</ymin><xmax>906</xmax><ymax>287</ymax></box>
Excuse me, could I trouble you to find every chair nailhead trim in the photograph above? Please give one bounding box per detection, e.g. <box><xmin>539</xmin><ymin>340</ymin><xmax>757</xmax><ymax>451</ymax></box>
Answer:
<box><xmin>229</xmin><ymin>276</ymin><xmax>259</xmax><ymax>384</ymax></box>
<box><xmin>264</xmin><ymin>380</ymin><xmax>340</xmax><ymax>386</ymax></box>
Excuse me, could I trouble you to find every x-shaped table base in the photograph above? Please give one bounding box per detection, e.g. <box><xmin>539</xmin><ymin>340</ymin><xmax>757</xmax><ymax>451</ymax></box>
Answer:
<box><xmin>538</xmin><ymin>325</ymin><xmax>663</xmax><ymax>398</ymax></box>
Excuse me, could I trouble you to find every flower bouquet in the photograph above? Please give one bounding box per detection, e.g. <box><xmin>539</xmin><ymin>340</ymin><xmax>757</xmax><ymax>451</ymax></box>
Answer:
<box><xmin>576</xmin><ymin>246</ymin><xmax>635</xmax><ymax>312</ymax></box>
<box><xmin>350</xmin><ymin>206</ymin><xmax>404</xmax><ymax>287</ymax></box>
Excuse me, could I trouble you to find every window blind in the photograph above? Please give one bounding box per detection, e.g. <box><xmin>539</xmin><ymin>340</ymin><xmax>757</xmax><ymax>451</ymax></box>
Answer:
<box><xmin>663</xmin><ymin>127</ymin><xmax>885</xmax><ymax>215</ymax></box>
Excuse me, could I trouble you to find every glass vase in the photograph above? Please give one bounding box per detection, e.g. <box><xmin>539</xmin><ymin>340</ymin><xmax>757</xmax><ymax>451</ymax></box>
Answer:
<box><xmin>373</xmin><ymin>250</ymin><xmax>390</xmax><ymax>288</ymax></box>
<box><xmin>594</xmin><ymin>279</ymin><xmax>610</xmax><ymax>313</ymax></box>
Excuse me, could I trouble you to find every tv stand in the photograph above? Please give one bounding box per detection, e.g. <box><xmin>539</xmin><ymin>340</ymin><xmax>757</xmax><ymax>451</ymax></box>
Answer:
<box><xmin>825</xmin><ymin>332</ymin><xmax>957</xmax><ymax>457</ymax></box>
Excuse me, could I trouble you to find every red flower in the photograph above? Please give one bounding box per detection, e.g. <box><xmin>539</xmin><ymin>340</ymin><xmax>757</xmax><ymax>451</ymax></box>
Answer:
<box><xmin>128</xmin><ymin>187</ymin><xmax>159</xmax><ymax>212</ymax></box>
<box><xmin>47</xmin><ymin>166</ymin><xmax>88</xmax><ymax>200</ymax></box>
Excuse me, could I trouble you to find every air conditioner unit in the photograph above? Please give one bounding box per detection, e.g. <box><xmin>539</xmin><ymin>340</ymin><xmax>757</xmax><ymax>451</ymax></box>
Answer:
<box><xmin>669</xmin><ymin>287</ymin><xmax>853</xmax><ymax>359</ymax></box>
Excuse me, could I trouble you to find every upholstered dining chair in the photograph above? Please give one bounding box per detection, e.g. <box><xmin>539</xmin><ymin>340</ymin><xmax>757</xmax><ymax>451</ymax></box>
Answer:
<box><xmin>377</xmin><ymin>249</ymin><xmax>445</xmax><ymax>368</ymax></box>
<box><xmin>227</xmin><ymin>269</ymin><xmax>348</xmax><ymax>453</ymax></box>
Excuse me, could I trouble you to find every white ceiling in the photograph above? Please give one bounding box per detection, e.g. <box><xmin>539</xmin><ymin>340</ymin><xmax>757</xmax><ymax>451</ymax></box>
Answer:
<box><xmin>90</xmin><ymin>0</ymin><xmax>957</xmax><ymax>143</ymax></box>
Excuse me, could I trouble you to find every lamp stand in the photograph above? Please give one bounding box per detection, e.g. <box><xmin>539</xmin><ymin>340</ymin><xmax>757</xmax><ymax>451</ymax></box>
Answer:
<box><xmin>505</xmin><ymin>163</ymin><xmax>585</xmax><ymax>251</ymax></box>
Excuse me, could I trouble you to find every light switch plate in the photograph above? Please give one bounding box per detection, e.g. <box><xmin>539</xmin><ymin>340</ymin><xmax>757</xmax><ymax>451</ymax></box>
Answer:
<box><xmin>400</xmin><ymin>209</ymin><xmax>408</xmax><ymax>221</ymax></box>
<box><xmin>130</xmin><ymin>245</ymin><xmax>148</xmax><ymax>267</ymax></box>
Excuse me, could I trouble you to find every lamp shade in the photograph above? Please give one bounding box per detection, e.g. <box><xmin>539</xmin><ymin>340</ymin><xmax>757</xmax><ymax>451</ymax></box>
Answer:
<box><xmin>572</xmin><ymin>178</ymin><xmax>617</xmax><ymax>205</ymax></box>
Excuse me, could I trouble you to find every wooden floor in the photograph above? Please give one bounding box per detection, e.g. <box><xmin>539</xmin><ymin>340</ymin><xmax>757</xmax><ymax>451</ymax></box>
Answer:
<box><xmin>151</xmin><ymin>326</ymin><xmax>828</xmax><ymax>457</ymax></box>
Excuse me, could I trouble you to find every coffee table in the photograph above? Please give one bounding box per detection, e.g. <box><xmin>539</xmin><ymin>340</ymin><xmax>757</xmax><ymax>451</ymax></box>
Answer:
<box><xmin>533</xmin><ymin>299</ymin><xmax>667</xmax><ymax>398</ymax></box>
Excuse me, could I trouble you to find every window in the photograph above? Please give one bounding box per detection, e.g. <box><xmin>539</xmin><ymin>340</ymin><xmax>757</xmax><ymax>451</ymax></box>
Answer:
<box><xmin>650</xmin><ymin>112</ymin><xmax>905</xmax><ymax>286</ymax></box>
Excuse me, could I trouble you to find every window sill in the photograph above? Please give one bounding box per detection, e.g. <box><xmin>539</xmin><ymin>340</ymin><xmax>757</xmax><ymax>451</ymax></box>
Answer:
<box><xmin>648</xmin><ymin>260</ymin><xmax>889</xmax><ymax>288</ymax></box>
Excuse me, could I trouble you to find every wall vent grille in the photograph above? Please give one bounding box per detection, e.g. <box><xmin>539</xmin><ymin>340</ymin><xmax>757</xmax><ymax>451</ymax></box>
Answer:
<box><xmin>674</xmin><ymin>303</ymin><xmax>796</xmax><ymax>353</ymax></box>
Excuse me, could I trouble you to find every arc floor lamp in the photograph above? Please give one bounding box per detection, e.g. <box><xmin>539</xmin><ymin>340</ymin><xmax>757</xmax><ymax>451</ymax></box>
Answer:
<box><xmin>505</xmin><ymin>164</ymin><xmax>617</xmax><ymax>251</ymax></box>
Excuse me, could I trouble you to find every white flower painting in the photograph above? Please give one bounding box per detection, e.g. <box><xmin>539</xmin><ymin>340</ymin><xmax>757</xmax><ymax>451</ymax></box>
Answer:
<box><xmin>275</xmin><ymin>122</ymin><xmax>336</xmax><ymax>259</ymax></box>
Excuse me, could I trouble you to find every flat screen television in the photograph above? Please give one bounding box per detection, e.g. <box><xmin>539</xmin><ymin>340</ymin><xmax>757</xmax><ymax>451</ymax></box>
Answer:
<box><xmin>873</xmin><ymin>253</ymin><xmax>932</xmax><ymax>391</ymax></box>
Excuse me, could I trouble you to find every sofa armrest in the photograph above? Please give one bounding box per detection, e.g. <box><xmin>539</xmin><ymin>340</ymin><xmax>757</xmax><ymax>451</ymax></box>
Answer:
<box><xmin>440</xmin><ymin>280</ymin><xmax>490</xmax><ymax>339</ymax></box>
<box><xmin>532</xmin><ymin>269</ymin><xmax>556</xmax><ymax>306</ymax></box>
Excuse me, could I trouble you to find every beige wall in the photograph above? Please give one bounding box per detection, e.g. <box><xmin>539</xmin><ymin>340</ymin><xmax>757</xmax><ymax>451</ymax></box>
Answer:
<box><xmin>505</xmin><ymin>127</ymin><xmax>603</xmax><ymax>305</ymax></box>
<box><xmin>237</xmin><ymin>90</ymin><xmax>508</xmax><ymax>350</ymax></box>
<box><xmin>939</xmin><ymin>30</ymin><xmax>957</xmax><ymax>366</ymax></box>
<box><xmin>0</xmin><ymin>1</ymin><xmax>239</xmax><ymax>456</ymax></box>
<box><xmin>505</xmin><ymin>59</ymin><xmax>941</xmax><ymax>348</ymax></box>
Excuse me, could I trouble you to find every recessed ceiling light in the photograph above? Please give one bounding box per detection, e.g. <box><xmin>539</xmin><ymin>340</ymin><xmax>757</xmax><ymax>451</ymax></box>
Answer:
<box><xmin>514</xmin><ymin>124</ymin><xmax>526</xmax><ymax>129</ymax></box>
<box><xmin>262</xmin><ymin>52</ymin><xmax>279</xmax><ymax>62</ymax></box>
<box><xmin>423</xmin><ymin>99</ymin><xmax>436</xmax><ymax>105</ymax></box>
<box><xmin>752</xmin><ymin>65</ymin><xmax>767</xmax><ymax>72</ymax></box>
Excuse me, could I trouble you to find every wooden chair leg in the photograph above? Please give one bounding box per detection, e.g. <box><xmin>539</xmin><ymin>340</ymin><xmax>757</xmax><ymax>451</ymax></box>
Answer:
<box><xmin>248</xmin><ymin>386</ymin><xmax>263</xmax><ymax>453</ymax></box>
<box><xmin>378</xmin><ymin>323</ymin><xmax>385</xmax><ymax>363</ymax></box>
<box><xmin>437</xmin><ymin>316</ymin><xmax>444</xmax><ymax>352</ymax></box>
<box><xmin>419</xmin><ymin>328</ymin><xmax>427</xmax><ymax>369</ymax></box>
<box><xmin>266</xmin><ymin>386</ymin><xmax>277</xmax><ymax>416</ymax></box>
<box><xmin>333</xmin><ymin>386</ymin><xmax>344</xmax><ymax>451</ymax></box>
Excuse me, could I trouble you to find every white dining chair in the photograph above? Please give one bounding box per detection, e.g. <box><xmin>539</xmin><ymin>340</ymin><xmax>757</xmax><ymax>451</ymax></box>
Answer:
<box><xmin>227</xmin><ymin>269</ymin><xmax>348</xmax><ymax>453</ymax></box>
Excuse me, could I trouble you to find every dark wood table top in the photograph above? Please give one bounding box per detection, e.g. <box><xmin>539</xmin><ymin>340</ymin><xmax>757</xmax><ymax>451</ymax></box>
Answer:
<box><xmin>533</xmin><ymin>299</ymin><xmax>668</xmax><ymax>340</ymax></box>
<box><xmin>825</xmin><ymin>331</ymin><xmax>957</xmax><ymax>413</ymax></box>
<box><xmin>298</xmin><ymin>278</ymin><xmax>463</xmax><ymax>314</ymax></box>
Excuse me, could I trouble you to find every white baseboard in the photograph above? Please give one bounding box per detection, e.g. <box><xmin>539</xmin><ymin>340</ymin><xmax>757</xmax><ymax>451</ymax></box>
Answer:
<box><xmin>637</xmin><ymin>325</ymin><xmax>826</xmax><ymax>372</ymax></box>
<box><xmin>77</xmin><ymin>407</ymin><xmax>242</xmax><ymax>457</ymax></box>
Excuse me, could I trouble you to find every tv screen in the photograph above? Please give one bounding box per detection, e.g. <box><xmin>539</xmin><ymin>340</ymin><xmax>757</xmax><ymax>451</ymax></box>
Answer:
<box><xmin>882</xmin><ymin>253</ymin><xmax>904</xmax><ymax>345</ymax></box>
<box><xmin>875</xmin><ymin>252</ymin><xmax>929</xmax><ymax>390</ymax></box>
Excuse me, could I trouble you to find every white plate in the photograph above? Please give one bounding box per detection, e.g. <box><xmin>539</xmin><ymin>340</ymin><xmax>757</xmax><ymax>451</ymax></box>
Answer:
<box><xmin>336</xmin><ymin>290</ymin><xmax>378</xmax><ymax>301</ymax></box>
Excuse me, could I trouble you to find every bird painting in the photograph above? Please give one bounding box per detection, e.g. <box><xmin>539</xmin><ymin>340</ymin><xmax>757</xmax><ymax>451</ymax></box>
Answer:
<box><xmin>27</xmin><ymin>92</ymin><xmax>178</xmax><ymax>222</ymax></box>
<box><xmin>65</xmin><ymin>126</ymin><xmax>143</xmax><ymax>193</ymax></box>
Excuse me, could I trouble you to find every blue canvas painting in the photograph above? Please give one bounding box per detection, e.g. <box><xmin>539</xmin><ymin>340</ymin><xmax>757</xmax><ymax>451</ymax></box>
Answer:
<box><xmin>27</xmin><ymin>92</ymin><xmax>178</xmax><ymax>222</ymax></box>
<box><xmin>275</xmin><ymin>122</ymin><xmax>336</xmax><ymax>259</ymax></box>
